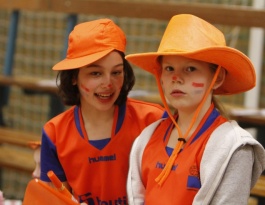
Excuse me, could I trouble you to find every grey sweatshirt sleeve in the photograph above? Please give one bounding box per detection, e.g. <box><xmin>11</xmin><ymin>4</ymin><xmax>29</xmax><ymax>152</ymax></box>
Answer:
<box><xmin>210</xmin><ymin>145</ymin><xmax>253</xmax><ymax>205</ymax></box>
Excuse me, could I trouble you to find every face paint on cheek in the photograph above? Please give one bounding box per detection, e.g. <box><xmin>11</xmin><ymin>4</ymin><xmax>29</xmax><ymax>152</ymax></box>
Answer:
<box><xmin>192</xmin><ymin>82</ymin><xmax>205</xmax><ymax>95</ymax></box>
<box><xmin>81</xmin><ymin>83</ymin><xmax>90</xmax><ymax>93</ymax></box>
<box><xmin>192</xmin><ymin>82</ymin><xmax>204</xmax><ymax>87</ymax></box>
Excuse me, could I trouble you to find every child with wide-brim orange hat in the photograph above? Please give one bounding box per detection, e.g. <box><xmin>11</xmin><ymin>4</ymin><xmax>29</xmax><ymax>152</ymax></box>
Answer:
<box><xmin>126</xmin><ymin>14</ymin><xmax>265</xmax><ymax>204</ymax></box>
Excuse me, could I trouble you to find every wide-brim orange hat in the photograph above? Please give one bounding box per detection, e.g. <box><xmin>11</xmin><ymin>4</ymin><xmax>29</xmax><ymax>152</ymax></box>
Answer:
<box><xmin>126</xmin><ymin>14</ymin><xmax>256</xmax><ymax>95</ymax></box>
<box><xmin>53</xmin><ymin>18</ymin><xmax>126</xmax><ymax>70</ymax></box>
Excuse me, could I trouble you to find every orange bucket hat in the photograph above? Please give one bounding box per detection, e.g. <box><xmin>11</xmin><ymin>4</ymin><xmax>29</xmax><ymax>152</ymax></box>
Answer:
<box><xmin>53</xmin><ymin>18</ymin><xmax>126</xmax><ymax>70</ymax></box>
<box><xmin>126</xmin><ymin>14</ymin><xmax>256</xmax><ymax>95</ymax></box>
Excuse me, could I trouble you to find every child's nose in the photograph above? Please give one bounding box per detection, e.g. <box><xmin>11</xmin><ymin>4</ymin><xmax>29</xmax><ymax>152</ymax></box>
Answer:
<box><xmin>101</xmin><ymin>75</ymin><xmax>113</xmax><ymax>88</ymax></box>
<box><xmin>172</xmin><ymin>74</ymin><xmax>183</xmax><ymax>84</ymax></box>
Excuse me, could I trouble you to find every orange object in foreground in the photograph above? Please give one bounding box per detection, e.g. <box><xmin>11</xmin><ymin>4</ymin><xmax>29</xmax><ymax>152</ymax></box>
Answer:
<box><xmin>23</xmin><ymin>178</ymin><xmax>77</xmax><ymax>205</ymax></box>
<box><xmin>47</xmin><ymin>170</ymin><xmax>72</xmax><ymax>199</ymax></box>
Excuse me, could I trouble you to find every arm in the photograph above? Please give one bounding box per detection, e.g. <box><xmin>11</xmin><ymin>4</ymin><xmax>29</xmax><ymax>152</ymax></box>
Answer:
<box><xmin>193</xmin><ymin>121</ymin><xmax>265</xmax><ymax>205</ymax></box>
<box><xmin>127</xmin><ymin>137</ymin><xmax>145</xmax><ymax>205</ymax></box>
<box><xmin>210</xmin><ymin>145</ymin><xmax>253</xmax><ymax>204</ymax></box>
<box><xmin>40</xmin><ymin>128</ymin><xmax>67</xmax><ymax>183</ymax></box>
<box><xmin>127</xmin><ymin>119</ymin><xmax>163</xmax><ymax>205</ymax></box>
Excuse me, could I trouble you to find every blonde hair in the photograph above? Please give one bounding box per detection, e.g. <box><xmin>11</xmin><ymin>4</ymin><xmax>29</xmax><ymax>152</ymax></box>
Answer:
<box><xmin>212</xmin><ymin>96</ymin><xmax>230</xmax><ymax>119</ymax></box>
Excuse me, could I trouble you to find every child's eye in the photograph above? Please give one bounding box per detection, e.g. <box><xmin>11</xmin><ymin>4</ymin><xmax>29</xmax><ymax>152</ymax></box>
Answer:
<box><xmin>164</xmin><ymin>66</ymin><xmax>174</xmax><ymax>71</ymax></box>
<box><xmin>90</xmin><ymin>72</ymin><xmax>101</xmax><ymax>76</ymax></box>
<box><xmin>186</xmin><ymin>66</ymin><xmax>196</xmax><ymax>72</ymax></box>
<box><xmin>112</xmin><ymin>70</ymin><xmax>123</xmax><ymax>76</ymax></box>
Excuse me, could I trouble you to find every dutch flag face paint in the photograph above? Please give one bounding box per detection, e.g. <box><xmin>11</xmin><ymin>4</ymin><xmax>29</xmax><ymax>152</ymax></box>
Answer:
<box><xmin>192</xmin><ymin>82</ymin><xmax>204</xmax><ymax>94</ymax></box>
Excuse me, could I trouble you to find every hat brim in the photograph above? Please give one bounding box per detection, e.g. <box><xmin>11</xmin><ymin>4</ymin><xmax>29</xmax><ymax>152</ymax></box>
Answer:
<box><xmin>126</xmin><ymin>46</ymin><xmax>255</xmax><ymax>95</ymax></box>
<box><xmin>53</xmin><ymin>48</ymin><xmax>115</xmax><ymax>70</ymax></box>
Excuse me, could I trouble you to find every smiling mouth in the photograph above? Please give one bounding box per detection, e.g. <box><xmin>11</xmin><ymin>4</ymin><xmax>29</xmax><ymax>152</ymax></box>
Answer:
<box><xmin>95</xmin><ymin>93</ymin><xmax>114</xmax><ymax>99</ymax></box>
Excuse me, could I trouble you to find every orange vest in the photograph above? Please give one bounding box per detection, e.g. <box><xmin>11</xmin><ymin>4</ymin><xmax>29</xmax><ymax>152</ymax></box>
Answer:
<box><xmin>41</xmin><ymin>98</ymin><xmax>165</xmax><ymax>204</ymax></box>
<box><xmin>142</xmin><ymin>108</ymin><xmax>227</xmax><ymax>205</ymax></box>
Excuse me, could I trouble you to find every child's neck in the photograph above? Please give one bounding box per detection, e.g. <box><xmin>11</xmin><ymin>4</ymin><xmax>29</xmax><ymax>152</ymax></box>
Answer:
<box><xmin>80</xmin><ymin>105</ymin><xmax>116</xmax><ymax>140</ymax></box>
<box><xmin>177</xmin><ymin>102</ymin><xmax>212</xmax><ymax>138</ymax></box>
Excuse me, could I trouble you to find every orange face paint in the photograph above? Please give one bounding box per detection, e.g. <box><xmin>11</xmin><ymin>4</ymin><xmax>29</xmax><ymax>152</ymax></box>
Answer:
<box><xmin>81</xmin><ymin>83</ymin><xmax>90</xmax><ymax>92</ymax></box>
<box><xmin>172</xmin><ymin>76</ymin><xmax>177</xmax><ymax>81</ymax></box>
<box><xmin>192</xmin><ymin>82</ymin><xmax>204</xmax><ymax>87</ymax></box>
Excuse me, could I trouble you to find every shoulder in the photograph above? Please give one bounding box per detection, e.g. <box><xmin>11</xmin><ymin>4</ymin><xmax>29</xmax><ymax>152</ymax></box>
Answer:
<box><xmin>125</xmin><ymin>98</ymin><xmax>166</xmax><ymax>124</ymax></box>
<box><xmin>126</xmin><ymin>98</ymin><xmax>164</xmax><ymax>111</ymax></box>
<box><xmin>201</xmin><ymin>120</ymin><xmax>260</xmax><ymax>171</ymax></box>
<box><xmin>209</xmin><ymin>120</ymin><xmax>259</xmax><ymax>148</ymax></box>
<box><xmin>44</xmin><ymin>106</ymin><xmax>76</xmax><ymax>129</ymax></box>
<box><xmin>202</xmin><ymin>120</ymin><xmax>265</xmax><ymax>178</ymax></box>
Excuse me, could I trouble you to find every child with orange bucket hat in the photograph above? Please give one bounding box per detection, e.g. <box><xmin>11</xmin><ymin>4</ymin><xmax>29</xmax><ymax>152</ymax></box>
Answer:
<box><xmin>39</xmin><ymin>18</ymin><xmax>165</xmax><ymax>205</ymax></box>
<box><xmin>126</xmin><ymin>14</ymin><xmax>265</xmax><ymax>204</ymax></box>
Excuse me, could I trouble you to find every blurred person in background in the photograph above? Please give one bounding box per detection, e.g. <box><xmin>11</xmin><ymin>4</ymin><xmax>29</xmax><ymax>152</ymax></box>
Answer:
<box><xmin>28</xmin><ymin>141</ymin><xmax>41</xmax><ymax>179</ymax></box>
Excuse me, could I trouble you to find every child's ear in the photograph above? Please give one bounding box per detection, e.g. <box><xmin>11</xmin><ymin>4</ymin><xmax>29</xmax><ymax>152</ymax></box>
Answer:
<box><xmin>213</xmin><ymin>67</ymin><xmax>226</xmax><ymax>90</ymax></box>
